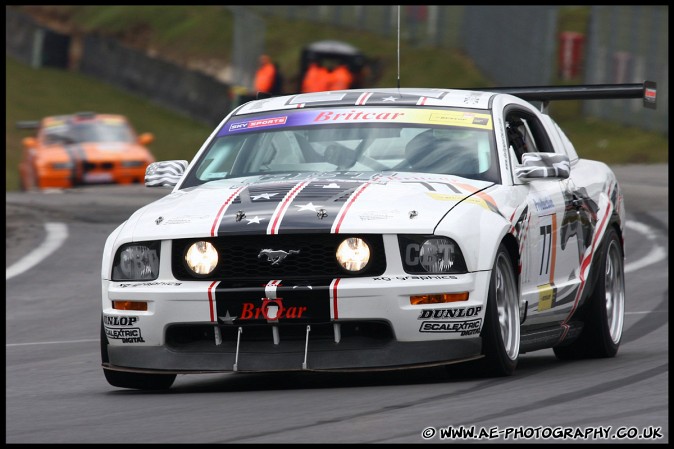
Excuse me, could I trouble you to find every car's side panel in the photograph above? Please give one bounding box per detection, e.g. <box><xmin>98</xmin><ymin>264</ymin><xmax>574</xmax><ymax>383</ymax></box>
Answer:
<box><xmin>435</xmin><ymin>185</ymin><xmax>517</xmax><ymax>272</ymax></box>
<box><xmin>518</xmin><ymin>178</ymin><xmax>583</xmax><ymax>327</ymax></box>
<box><xmin>559</xmin><ymin>159</ymin><xmax>624</xmax><ymax>334</ymax></box>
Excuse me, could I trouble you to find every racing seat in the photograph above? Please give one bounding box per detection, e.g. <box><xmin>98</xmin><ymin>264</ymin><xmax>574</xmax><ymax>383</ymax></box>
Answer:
<box><xmin>403</xmin><ymin>130</ymin><xmax>479</xmax><ymax>176</ymax></box>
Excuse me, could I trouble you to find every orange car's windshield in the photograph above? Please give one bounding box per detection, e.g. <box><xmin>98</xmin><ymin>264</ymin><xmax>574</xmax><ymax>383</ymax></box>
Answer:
<box><xmin>43</xmin><ymin>122</ymin><xmax>135</xmax><ymax>145</ymax></box>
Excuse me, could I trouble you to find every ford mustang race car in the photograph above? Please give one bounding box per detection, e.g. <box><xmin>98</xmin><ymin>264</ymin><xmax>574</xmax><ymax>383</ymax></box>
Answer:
<box><xmin>17</xmin><ymin>112</ymin><xmax>155</xmax><ymax>190</ymax></box>
<box><xmin>100</xmin><ymin>81</ymin><xmax>656</xmax><ymax>390</ymax></box>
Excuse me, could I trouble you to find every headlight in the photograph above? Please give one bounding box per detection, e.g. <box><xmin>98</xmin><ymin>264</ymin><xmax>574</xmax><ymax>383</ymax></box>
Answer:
<box><xmin>399</xmin><ymin>236</ymin><xmax>467</xmax><ymax>274</ymax></box>
<box><xmin>419</xmin><ymin>238</ymin><xmax>457</xmax><ymax>272</ymax></box>
<box><xmin>184</xmin><ymin>241</ymin><xmax>219</xmax><ymax>275</ymax></box>
<box><xmin>112</xmin><ymin>242</ymin><xmax>160</xmax><ymax>280</ymax></box>
<box><xmin>336</xmin><ymin>237</ymin><xmax>371</xmax><ymax>272</ymax></box>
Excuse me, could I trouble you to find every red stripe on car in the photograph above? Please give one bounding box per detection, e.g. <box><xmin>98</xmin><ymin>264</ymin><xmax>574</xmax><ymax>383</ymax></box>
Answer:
<box><xmin>560</xmin><ymin>186</ymin><xmax>614</xmax><ymax>340</ymax></box>
<box><xmin>211</xmin><ymin>186</ymin><xmax>246</xmax><ymax>237</ymax></box>
<box><xmin>268</xmin><ymin>181</ymin><xmax>310</xmax><ymax>234</ymax></box>
<box><xmin>332</xmin><ymin>182</ymin><xmax>371</xmax><ymax>233</ymax></box>
<box><xmin>331</xmin><ymin>278</ymin><xmax>341</xmax><ymax>319</ymax></box>
<box><xmin>356</xmin><ymin>92</ymin><xmax>372</xmax><ymax>105</ymax></box>
<box><xmin>207</xmin><ymin>280</ymin><xmax>219</xmax><ymax>322</ymax></box>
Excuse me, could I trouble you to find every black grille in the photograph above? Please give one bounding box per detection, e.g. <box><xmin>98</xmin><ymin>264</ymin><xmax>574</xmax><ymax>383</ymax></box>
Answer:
<box><xmin>172</xmin><ymin>234</ymin><xmax>386</xmax><ymax>281</ymax></box>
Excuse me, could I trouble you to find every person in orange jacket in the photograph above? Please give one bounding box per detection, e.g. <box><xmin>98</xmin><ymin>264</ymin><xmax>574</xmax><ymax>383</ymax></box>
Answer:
<box><xmin>301</xmin><ymin>60</ymin><xmax>331</xmax><ymax>93</ymax></box>
<box><xmin>254</xmin><ymin>54</ymin><xmax>282</xmax><ymax>94</ymax></box>
<box><xmin>328</xmin><ymin>63</ymin><xmax>354</xmax><ymax>91</ymax></box>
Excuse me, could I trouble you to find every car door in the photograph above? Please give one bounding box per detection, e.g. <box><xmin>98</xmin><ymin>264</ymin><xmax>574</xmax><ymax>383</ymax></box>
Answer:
<box><xmin>505</xmin><ymin>106</ymin><xmax>583</xmax><ymax>326</ymax></box>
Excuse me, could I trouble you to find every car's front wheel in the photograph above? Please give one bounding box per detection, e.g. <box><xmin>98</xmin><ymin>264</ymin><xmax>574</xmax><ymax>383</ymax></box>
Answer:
<box><xmin>553</xmin><ymin>226</ymin><xmax>624</xmax><ymax>359</ymax></box>
<box><xmin>481</xmin><ymin>243</ymin><xmax>520</xmax><ymax>376</ymax></box>
<box><xmin>100</xmin><ymin>318</ymin><xmax>176</xmax><ymax>390</ymax></box>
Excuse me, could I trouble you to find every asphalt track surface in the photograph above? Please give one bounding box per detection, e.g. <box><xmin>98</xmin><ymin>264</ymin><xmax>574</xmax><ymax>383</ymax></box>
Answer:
<box><xmin>5</xmin><ymin>164</ymin><xmax>668</xmax><ymax>443</ymax></box>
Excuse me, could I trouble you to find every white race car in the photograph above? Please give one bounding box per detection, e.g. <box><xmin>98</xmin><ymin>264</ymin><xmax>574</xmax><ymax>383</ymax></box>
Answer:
<box><xmin>100</xmin><ymin>82</ymin><xmax>657</xmax><ymax>390</ymax></box>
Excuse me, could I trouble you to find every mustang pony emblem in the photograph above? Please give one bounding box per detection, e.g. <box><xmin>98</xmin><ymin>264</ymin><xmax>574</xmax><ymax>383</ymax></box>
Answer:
<box><xmin>258</xmin><ymin>249</ymin><xmax>300</xmax><ymax>265</ymax></box>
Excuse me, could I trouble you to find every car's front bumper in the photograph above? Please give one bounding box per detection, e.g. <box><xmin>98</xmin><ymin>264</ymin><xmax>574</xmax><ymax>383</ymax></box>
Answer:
<box><xmin>102</xmin><ymin>271</ymin><xmax>491</xmax><ymax>373</ymax></box>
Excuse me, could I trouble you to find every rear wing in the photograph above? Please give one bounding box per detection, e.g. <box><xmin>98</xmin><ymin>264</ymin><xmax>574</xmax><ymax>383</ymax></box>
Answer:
<box><xmin>471</xmin><ymin>81</ymin><xmax>657</xmax><ymax>111</ymax></box>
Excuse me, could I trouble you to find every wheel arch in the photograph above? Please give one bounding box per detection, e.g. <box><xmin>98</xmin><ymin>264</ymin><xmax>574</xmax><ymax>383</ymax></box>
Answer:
<box><xmin>586</xmin><ymin>217</ymin><xmax>623</xmax><ymax>298</ymax></box>
<box><xmin>500</xmin><ymin>233</ymin><xmax>520</xmax><ymax>277</ymax></box>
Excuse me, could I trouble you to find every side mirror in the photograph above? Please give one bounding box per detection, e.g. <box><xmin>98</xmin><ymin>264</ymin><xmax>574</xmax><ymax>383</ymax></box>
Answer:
<box><xmin>138</xmin><ymin>132</ymin><xmax>154</xmax><ymax>146</ymax></box>
<box><xmin>22</xmin><ymin>137</ymin><xmax>38</xmax><ymax>149</ymax></box>
<box><xmin>145</xmin><ymin>160</ymin><xmax>188</xmax><ymax>187</ymax></box>
<box><xmin>515</xmin><ymin>153</ymin><xmax>570</xmax><ymax>181</ymax></box>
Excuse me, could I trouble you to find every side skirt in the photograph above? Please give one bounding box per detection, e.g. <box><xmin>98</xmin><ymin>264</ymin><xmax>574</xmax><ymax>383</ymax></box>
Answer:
<box><xmin>520</xmin><ymin>321</ymin><xmax>583</xmax><ymax>353</ymax></box>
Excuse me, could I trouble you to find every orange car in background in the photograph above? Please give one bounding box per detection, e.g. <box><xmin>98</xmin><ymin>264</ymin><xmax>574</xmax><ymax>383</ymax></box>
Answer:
<box><xmin>17</xmin><ymin>112</ymin><xmax>156</xmax><ymax>190</ymax></box>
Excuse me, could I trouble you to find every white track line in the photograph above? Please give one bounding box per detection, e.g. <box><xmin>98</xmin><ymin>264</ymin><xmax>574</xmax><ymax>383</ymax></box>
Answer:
<box><xmin>624</xmin><ymin>220</ymin><xmax>667</xmax><ymax>273</ymax></box>
<box><xmin>6</xmin><ymin>222</ymin><xmax>68</xmax><ymax>280</ymax></box>
<box><xmin>6</xmin><ymin>338</ymin><xmax>97</xmax><ymax>347</ymax></box>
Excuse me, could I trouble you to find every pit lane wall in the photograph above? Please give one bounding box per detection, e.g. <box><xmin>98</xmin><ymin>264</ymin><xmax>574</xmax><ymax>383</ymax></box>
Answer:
<box><xmin>5</xmin><ymin>7</ymin><xmax>70</xmax><ymax>69</ymax></box>
<box><xmin>5</xmin><ymin>6</ymin><xmax>232</xmax><ymax>127</ymax></box>
<box><xmin>78</xmin><ymin>35</ymin><xmax>232</xmax><ymax>126</ymax></box>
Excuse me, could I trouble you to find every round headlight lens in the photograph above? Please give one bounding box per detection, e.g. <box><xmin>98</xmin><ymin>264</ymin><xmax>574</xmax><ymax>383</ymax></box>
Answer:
<box><xmin>185</xmin><ymin>241</ymin><xmax>219</xmax><ymax>275</ymax></box>
<box><xmin>336</xmin><ymin>238</ymin><xmax>371</xmax><ymax>272</ymax></box>
<box><xmin>419</xmin><ymin>238</ymin><xmax>456</xmax><ymax>272</ymax></box>
<box><xmin>117</xmin><ymin>244</ymin><xmax>160</xmax><ymax>280</ymax></box>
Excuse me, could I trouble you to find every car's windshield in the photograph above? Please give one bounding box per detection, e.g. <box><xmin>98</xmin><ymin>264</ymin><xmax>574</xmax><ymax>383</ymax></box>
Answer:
<box><xmin>41</xmin><ymin>117</ymin><xmax>135</xmax><ymax>145</ymax></box>
<box><xmin>182</xmin><ymin>106</ymin><xmax>499</xmax><ymax>188</ymax></box>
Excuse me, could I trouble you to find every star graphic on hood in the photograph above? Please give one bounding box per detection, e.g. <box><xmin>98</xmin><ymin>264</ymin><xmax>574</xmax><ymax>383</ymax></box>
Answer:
<box><xmin>295</xmin><ymin>202</ymin><xmax>322</xmax><ymax>212</ymax></box>
<box><xmin>218</xmin><ymin>310</ymin><xmax>237</xmax><ymax>324</ymax></box>
<box><xmin>246</xmin><ymin>216</ymin><xmax>264</xmax><ymax>224</ymax></box>
<box><xmin>251</xmin><ymin>192</ymin><xmax>278</xmax><ymax>201</ymax></box>
<box><xmin>382</xmin><ymin>96</ymin><xmax>398</xmax><ymax>102</ymax></box>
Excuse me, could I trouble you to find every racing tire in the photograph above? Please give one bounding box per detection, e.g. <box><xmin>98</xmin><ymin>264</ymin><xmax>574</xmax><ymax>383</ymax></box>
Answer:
<box><xmin>553</xmin><ymin>226</ymin><xmax>624</xmax><ymax>360</ymax></box>
<box><xmin>446</xmin><ymin>244</ymin><xmax>520</xmax><ymax>379</ymax></box>
<box><xmin>480</xmin><ymin>244</ymin><xmax>521</xmax><ymax>376</ymax></box>
<box><xmin>100</xmin><ymin>318</ymin><xmax>176</xmax><ymax>390</ymax></box>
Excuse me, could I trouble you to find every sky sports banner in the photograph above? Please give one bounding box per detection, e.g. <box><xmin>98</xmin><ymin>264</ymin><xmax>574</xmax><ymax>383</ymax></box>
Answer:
<box><xmin>218</xmin><ymin>108</ymin><xmax>493</xmax><ymax>136</ymax></box>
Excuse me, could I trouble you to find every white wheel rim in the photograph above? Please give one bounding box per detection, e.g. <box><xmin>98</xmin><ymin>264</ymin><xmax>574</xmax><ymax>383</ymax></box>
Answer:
<box><xmin>495</xmin><ymin>252</ymin><xmax>520</xmax><ymax>360</ymax></box>
<box><xmin>605</xmin><ymin>239</ymin><xmax>625</xmax><ymax>344</ymax></box>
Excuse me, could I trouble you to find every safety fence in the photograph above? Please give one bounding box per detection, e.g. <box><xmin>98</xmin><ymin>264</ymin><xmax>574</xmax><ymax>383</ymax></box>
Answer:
<box><xmin>6</xmin><ymin>6</ymin><xmax>233</xmax><ymax>126</ymax></box>
<box><xmin>251</xmin><ymin>5</ymin><xmax>668</xmax><ymax>134</ymax></box>
<box><xmin>583</xmin><ymin>5</ymin><xmax>668</xmax><ymax>134</ymax></box>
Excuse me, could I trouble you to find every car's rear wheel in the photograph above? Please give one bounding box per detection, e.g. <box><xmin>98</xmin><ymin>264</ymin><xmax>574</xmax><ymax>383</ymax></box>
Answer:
<box><xmin>480</xmin><ymin>244</ymin><xmax>520</xmax><ymax>376</ymax></box>
<box><xmin>100</xmin><ymin>318</ymin><xmax>176</xmax><ymax>390</ymax></box>
<box><xmin>553</xmin><ymin>226</ymin><xmax>624</xmax><ymax>359</ymax></box>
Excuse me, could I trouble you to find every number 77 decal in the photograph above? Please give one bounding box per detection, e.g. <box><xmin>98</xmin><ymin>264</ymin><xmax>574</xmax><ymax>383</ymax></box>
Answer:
<box><xmin>537</xmin><ymin>214</ymin><xmax>557</xmax><ymax>311</ymax></box>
